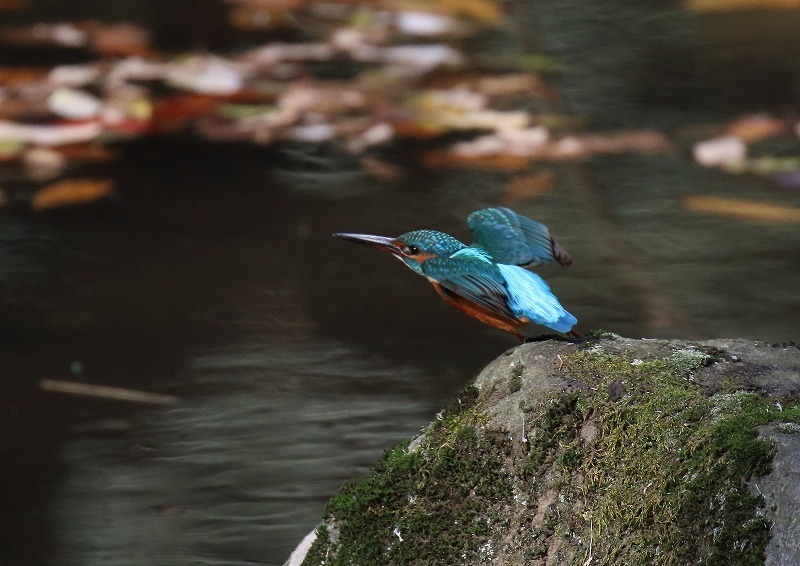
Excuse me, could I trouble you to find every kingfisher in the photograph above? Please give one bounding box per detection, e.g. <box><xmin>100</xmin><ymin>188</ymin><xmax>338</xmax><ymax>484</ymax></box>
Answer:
<box><xmin>333</xmin><ymin>207</ymin><xmax>578</xmax><ymax>340</ymax></box>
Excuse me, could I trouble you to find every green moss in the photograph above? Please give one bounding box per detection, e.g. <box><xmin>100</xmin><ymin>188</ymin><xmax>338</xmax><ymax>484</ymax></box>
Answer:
<box><xmin>303</xmin><ymin>385</ymin><xmax>512</xmax><ymax>566</ymax></box>
<box><xmin>586</xmin><ymin>329</ymin><xmax>620</xmax><ymax>340</ymax></box>
<box><xmin>558</xmin><ymin>349</ymin><xmax>797</xmax><ymax>565</ymax></box>
<box><xmin>301</xmin><ymin>524</ymin><xmax>330</xmax><ymax>565</ymax></box>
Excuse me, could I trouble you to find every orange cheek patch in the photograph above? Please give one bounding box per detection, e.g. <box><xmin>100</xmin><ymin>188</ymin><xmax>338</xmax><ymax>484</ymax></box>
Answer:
<box><xmin>413</xmin><ymin>252</ymin><xmax>437</xmax><ymax>263</ymax></box>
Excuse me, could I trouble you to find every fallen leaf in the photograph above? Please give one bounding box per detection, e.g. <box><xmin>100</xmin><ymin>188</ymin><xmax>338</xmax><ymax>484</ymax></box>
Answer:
<box><xmin>381</xmin><ymin>0</ymin><xmax>505</xmax><ymax>25</ymax></box>
<box><xmin>0</xmin><ymin>67</ymin><xmax>48</xmax><ymax>85</ymax></box>
<box><xmin>0</xmin><ymin>120</ymin><xmax>102</xmax><ymax>145</ymax></box>
<box><xmin>453</xmin><ymin>126</ymin><xmax>547</xmax><ymax>157</ymax></box>
<box><xmin>0</xmin><ymin>0</ymin><xmax>27</xmax><ymax>10</ymax></box>
<box><xmin>693</xmin><ymin>136</ymin><xmax>746</xmax><ymax>167</ymax></box>
<box><xmin>57</xmin><ymin>143</ymin><xmax>119</xmax><ymax>162</ymax></box>
<box><xmin>225</xmin><ymin>0</ymin><xmax>304</xmax><ymax>9</ymax></box>
<box><xmin>240</xmin><ymin>42</ymin><xmax>335</xmax><ymax>65</ymax></box>
<box><xmin>355</xmin><ymin>44</ymin><xmax>466</xmax><ymax>73</ymax></box>
<box><xmin>48</xmin><ymin>63</ymin><xmax>100</xmax><ymax>87</ymax></box>
<box><xmin>344</xmin><ymin>121</ymin><xmax>394</xmax><ymax>153</ymax></box>
<box><xmin>391</xmin><ymin>119</ymin><xmax>447</xmax><ymax>138</ymax></box>
<box><xmin>23</xmin><ymin>147</ymin><xmax>67</xmax><ymax>181</ymax></box>
<box><xmin>684</xmin><ymin>0</ymin><xmax>800</xmax><ymax>10</ymax></box>
<box><xmin>725</xmin><ymin>113</ymin><xmax>785</xmax><ymax>144</ymax></box>
<box><xmin>360</xmin><ymin>156</ymin><xmax>404</xmax><ymax>181</ymax></box>
<box><xmin>394</xmin><ymin>11</ymin><xmax>467</xmax><ymax>37</ymax></box>
<box><xmin>152</xmin><ymin>93</ymin><xmax>218</xmax><ymax>133</ymax></box>
<box><xmin>229</xmin><ymin>6</ymin><xmax>288</xmax><ymax>30</ymax></box>
<box><xmin>682</xmin><ymin>195</ymin><xmax>800</xmax><ymax>223</ymax></box>
<box><xmin>32</xmin><ymin>178</ymin><xmax>115</xmax><ymax>211</ymax></box>
<box><xmin>166</xmin><ymin>55</ymin><xmax>245</xmax><ymax>95</ymax></box>
<box><xmin>548</xmin><ymin>130</ymin><xmax>672</xmax><ymax>158</ymax></box>
<box><xmin>0</xmin><ymin>22</ymin><xmax>88</xmax><ymax>48</ymax></box>
<box><xmin>88</xmin><ymin>22</ymin><xmax>154</xmax><ymax>57</ymax></box>
<box><xmin>47</xmin><ymin>87</ymin><xmax>102</xmax><ymax>120</ymax></box>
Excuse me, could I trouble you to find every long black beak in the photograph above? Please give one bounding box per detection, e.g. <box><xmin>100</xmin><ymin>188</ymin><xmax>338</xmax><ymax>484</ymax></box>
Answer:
<box><xmin>332</xmin><ymin>233</ymin><xmax>403</xmax><ymax>255</ymax></box>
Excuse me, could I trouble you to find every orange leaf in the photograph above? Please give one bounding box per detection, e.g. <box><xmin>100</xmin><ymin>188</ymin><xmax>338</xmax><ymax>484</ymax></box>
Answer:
<box><xmin>682</xmin><ymin>195</ymin><xmax>800</xmax><ymax>223</ymax></box>
<box><xmin>685</xmin><ymin>0</ymin><xmax>800</xmax><ymax>10</ymax></box>
<box><xmin>57</xmin><ymin>144</ymin><xmax>119</xmax><ymax>163</ymax></box>
<box><xmin>725</xmin><ymin>113</ymin><xmax>786</xmax><ymax>144</ymax></box>
<box><xmin>32</xmin><ymin>179</ymin><xmax>115</xmax><ymax>211</ymax></box>
<box><xmin>0</xmin><ymin>67</ymin><xmax>48</xmax><ymax>84</ymax></box>
<box><xmin>153</xmin><ymin>94</ymin><xmax>218</xmax><ymax>133</ymax></box>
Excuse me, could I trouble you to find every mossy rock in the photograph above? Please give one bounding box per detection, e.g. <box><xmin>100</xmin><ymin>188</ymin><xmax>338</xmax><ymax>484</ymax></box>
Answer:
<box><xmin>291</xmin><ymin>337</ymin><xmax>800</xmax><ymax>566</ymax></box>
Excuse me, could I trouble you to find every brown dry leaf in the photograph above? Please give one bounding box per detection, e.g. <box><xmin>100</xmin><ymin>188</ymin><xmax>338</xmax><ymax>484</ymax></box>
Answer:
<box><xmin>540</xmin><ymin>130</ymin><xmax>673</xmax><ymax>160</ymax></box>
<box><xmin>475</xmin><ymin>73</ymin><xmax>558</xmax><ymax>101</ymax></box>
<box><xmin>0</xmin><ymin>67</ymin><xmax>48</xmax><ymax>85</ymax></box>
<box><xmin>725</xmin><ymin>113</ymin><xmax>786</xmax><ymax>144</ymax></box>
<box><xmin>391</xmin><ymin>119</ymin><xmax>447</xmax><ymax>138</ymax></box>
<box><xmin>0</xmin><ymin>23</ymin><xmax>88</xmax><ymax>47</ymax></box>
<box><xmin>23</xmin><ymin>147</ymin><xmax>67</xmax><ymax>180</ymax></box>
<box><xmin>152</xmin><ymin>93</ymin><xmax>218</xmax><ymax>133</ymax></box>
<box><xmin>684</xmin><ymin>0</ymin><xmax>800</xmax><ymax>10</ymax></box>
<box><xmin>682</xmin><ymin>195</ymin><xmax>800</xmax><ymax>223</ymax></box>
<box><xmin>568</xmin><ymin>130</ymin><xmax>673</xmax><ymax>155</ymax></box>
<box><xmin>502</xmin><ymin>171</ymin><xmax>554</xmax><ymax>204</ymax></box>
<box><xmin>224</xmin><ymin>0</ymin><xmax>306</xmax><ymax>9</ymax></box>
<box><xmin>380</xmin><ymin>0</ymin><xmax>505</xmax><ymax>25</ymax></box>
<box><xmin>361</xmin><ymin>156</ymin><xmax>404</xmax><ymax>181</ymax></box>
<box><xmin>423</xmin><ymin>149</ymin><xmax>531</xmax><ymax>170</ymax></box>
<box><xmin>32</xmin><ymin>178</ymin><xmax>115</xmax><ymax>211</ymax></box>
<box><xmin>229</xmin><ymin>6</ymin><xmax>297</xmax><ymax>30</ymax></box>
<box><xmin>0</xmin><ymin>0</ymin><xmax>28</xmax><ymax>9</ymax></box>
<box><xmin>57</xmin><ymin>143</ymin><xmax>119</xmax><ymax>162</ymax></box>
<box><xmin>0</xmin><ymin>120</ymin><xmax>102</xmax><ymax>146</ymax></box>
<box><xmin>87</xmin><ymin>22</ymin><xmax>155</xmax><ymax>58</ymax></box>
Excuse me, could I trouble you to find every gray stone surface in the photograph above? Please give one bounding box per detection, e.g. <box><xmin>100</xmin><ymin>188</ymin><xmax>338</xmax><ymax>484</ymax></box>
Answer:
<box><xmin>287</xmin><ymin>337</ymin><xmax>800</xmax><ymax>565</ymax></box>
<box><xmin>757</xmin><ymin>424</ymin><xmax>800</xmax><ymax>566</ymax></box>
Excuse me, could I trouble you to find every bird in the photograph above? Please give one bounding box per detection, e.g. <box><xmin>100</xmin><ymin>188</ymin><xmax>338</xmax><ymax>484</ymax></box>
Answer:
<box><xmin>333</xmin><ymin>207</ymin><xmax>578</xmax><ymax>340</ymax></box>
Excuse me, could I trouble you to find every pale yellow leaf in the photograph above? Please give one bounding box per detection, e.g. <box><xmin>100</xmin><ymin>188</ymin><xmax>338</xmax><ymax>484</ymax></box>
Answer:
<box><xmin>682</xmin><ymin>195</ymin><xmax>800</xmax><ymax>223</ymax></box>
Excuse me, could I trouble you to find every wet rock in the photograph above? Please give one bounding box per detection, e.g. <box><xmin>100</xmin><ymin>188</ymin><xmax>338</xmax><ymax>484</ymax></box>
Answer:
<box><xmin>756</xmin><ymin>424</ymin><xmax>800</xmax><ymax>566</ymax></box>
<box><xmin>288</xmin><ymin>336</ymin><xmax>800</xmax><ymax>566</ymax></box>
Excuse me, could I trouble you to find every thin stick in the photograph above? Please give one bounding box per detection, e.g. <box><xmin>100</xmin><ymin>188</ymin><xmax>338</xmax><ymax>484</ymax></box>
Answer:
<box><xmin>40</xmin><ymin>379</ymin><xmax>180</xmax><ymax>406</ymax></box>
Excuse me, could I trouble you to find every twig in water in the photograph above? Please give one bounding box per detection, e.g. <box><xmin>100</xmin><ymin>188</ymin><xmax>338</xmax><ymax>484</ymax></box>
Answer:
<box><xmin>40</xmin><ymin>379</ymin><xmax>180</xmax><ymax>406</ymax></box>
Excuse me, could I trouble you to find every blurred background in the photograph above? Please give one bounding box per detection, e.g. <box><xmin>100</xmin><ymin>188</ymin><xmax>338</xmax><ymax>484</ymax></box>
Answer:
<box><xmin>1</xmin><ymin>0</ymin><xmax>799</xmax><ymax>564</ymax></box>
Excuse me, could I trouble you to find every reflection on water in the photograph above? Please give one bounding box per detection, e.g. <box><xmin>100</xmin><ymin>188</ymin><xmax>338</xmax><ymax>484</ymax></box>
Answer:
<box><xmin>53</xmin><ymin>340</ymin><xmax>444</xmax><ymax>565</ymax></box>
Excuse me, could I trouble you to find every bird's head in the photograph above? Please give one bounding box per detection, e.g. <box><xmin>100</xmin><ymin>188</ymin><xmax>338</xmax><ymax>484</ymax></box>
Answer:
<box><xmin>333</xmin><ymin>229</ymin><xmax>465</xmax><ymax>274</ymax></box>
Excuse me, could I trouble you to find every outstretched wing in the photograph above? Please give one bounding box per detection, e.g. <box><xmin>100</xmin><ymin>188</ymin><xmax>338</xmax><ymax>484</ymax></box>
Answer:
<box><xmin>420</xmin><ymin>256</ymin><xmax>517</xmax><ymax>322</ymax></box>
<box><xmin>467</xmin><ymin>207</ymin><xmax>572</xmax><ymax>267</ymax></box>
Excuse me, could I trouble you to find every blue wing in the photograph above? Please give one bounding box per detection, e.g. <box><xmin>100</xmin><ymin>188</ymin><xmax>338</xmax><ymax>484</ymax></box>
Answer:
<box><xmin>496</xmin><ymin>264</ymin><xmax>577</xmax><ymax>333</ymax></box>
<box><xmin>467</xmin><ymin>207</ymin><xmax>572</xmax><ymax>267</ymax></box>
<box><xmin>421</xmin><ymin>250</ymin><xmax>577</xmax><ymax>333</ymax></box>
<box><xmin>420</xmin><ymin>255</ymin><xmax>517</xmax><ymax>321</ymax></box>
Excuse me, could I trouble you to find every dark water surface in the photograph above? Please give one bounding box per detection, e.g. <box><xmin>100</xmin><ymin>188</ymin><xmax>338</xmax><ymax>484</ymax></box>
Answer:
<box><xmin>2</xmin><ymin>3</ymin><xmax>800</xmax><ymax>565</ymax></box>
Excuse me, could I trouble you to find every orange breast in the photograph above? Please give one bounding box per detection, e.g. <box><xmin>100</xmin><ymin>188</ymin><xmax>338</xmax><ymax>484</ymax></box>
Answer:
<box><xmin>430</xmin><ymin>282</ymin><xmax>525</xmax><ymax>334</ymax></box>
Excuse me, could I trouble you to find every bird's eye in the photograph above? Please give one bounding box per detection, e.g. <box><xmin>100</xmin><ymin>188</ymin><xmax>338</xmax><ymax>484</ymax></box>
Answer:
<box><xmin>404</xmin><ymin>244</ymin><xmax>419</xmax><ymax>255</ymax></box>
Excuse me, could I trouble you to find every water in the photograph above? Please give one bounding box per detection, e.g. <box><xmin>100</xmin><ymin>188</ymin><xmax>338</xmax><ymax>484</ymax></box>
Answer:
<box><xmin>2</xmin><ymin>3</ymin><xmax>800</xmax><ymax>565</ymax></box>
